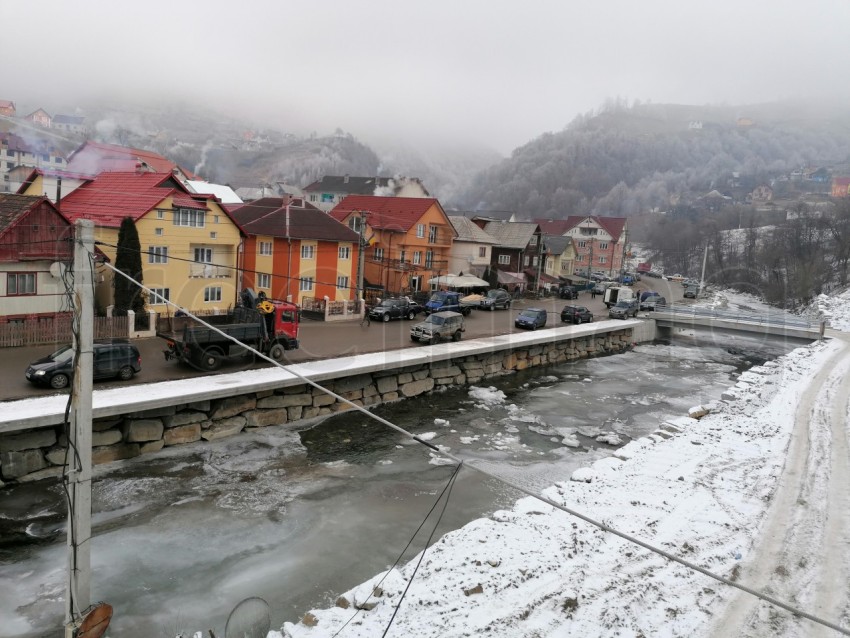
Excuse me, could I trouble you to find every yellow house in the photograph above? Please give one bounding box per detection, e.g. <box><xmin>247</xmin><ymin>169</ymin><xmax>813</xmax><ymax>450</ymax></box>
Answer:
<box><xmin>57</xmin><ymin>171</ymin><xmax>244</xmax><ymax>313</ymax></box>
<box><xmin>543</xmin><ymin>234</ymin><xmax>577</xmax><ymax>282</ymax></box>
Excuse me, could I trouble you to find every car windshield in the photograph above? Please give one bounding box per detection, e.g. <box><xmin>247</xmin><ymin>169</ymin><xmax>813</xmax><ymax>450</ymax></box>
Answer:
<box><xmin>486</xmin><ymin>290</ymin><xmax>501</xmax><ymax>299</ymax></box>
<box><xmin>48</xmin><ymin>345</ymin><xmax>75</xmax><ymax>362</ymax></box>
<box><xmin>520</xmin><ymin>310</ymin><xmax>538</xmax><ymax>318</ymax></box>
<box><xmin>425</xmin><ymin>315</ymin><xmax>445</xmax><ymax>325</ymax></box>
<box><xmin>429</xmin><ymin>292</ymin><xmax>451</xmax><ymax>302</ymax></box>
<box><xmin>615</xmin><ymin>301</ymin><xmax>631</xmax><ymax>308</ymax></box>
<box><xmin>377</xmin><ymin>300</ymin><xmax>395</xmax><ymax>308</ymax></box>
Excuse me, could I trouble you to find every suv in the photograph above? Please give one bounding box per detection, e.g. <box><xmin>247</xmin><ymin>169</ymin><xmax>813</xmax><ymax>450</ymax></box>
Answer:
<box><xmin>369</xmin><ymin>298</ymin><xmax>421</xmax><ymax>322</ymax></box>
<box><xmin>639</xmin><ymin>294</ymin><xmax>667</xmax><ymax>311</ymax></box>
<box><xmin>25</xmin><ymin>340</ymin><xmax>142</xmax><ymax>390</ymax></box>
<box><xmin>560</xmin><ymin>305</ymin><xmax>593</xmax><ymax>324</ymax></box>
<box><xmin>608</xmin><ymin>299</ymin><xmax>639</xmax><ymax>319</ymax></box>
<box><xmin>683</xmin><ymin>284</ymin><xmax>700</xmax><ymax>299</ymax></box>
<box><xmin>558</xmin><ymin>285</ymin><xmax>578</xmax><ymax>300</ymax></box>
<box><xmin>515</xmin><ymin>307</ymin><xmax>547</xmax><ymax>330</ymax></box>
<box><xmin>479</xmin><ymin>288</ymin><xmax>511</xmax><ymax>311</ymax></box>
<box><xmin>410</xmin><ymin>311</ymin><xmax>465</xmax><ymax>344</ymax></box>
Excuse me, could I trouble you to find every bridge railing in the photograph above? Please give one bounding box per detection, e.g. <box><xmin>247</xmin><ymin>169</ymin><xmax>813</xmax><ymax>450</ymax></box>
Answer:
<box><xmin>651</xmin><ymin>303</ymin><xmax>820</xmax><ymax>330</ymax></box>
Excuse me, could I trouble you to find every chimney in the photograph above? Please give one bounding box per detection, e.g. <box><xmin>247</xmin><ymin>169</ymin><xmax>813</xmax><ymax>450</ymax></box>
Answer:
<box><xmin>343</xmin><ymin>174</ymin><xmax>349</xmax><ymax>184</ymax></box>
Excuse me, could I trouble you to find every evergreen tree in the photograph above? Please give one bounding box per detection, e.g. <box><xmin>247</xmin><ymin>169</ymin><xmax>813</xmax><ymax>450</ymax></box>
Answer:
<box><xmin>114</xmin><ymin>217</ymin><xmax>145</xmax><ymax>316</ymax></box>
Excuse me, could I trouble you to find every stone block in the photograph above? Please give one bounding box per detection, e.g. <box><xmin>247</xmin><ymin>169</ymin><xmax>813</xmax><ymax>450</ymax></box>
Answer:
<box><xmin>210</xmin><ymin>395</ymin><xmax>256</xmax><ymax>419</ymax></box>
<box><xmin>341</xmin><ymin>389</ymin><xmax>363</xmax><ymax>401</ymax></box>
<box><xmin>313</xmin><ymin>393</ymin><xmax>336</xmax><ymax>407</ymax></box>
<box><xmin>334</xmin><ymin>374</ymin><xmax>373</xmax><ymax>394</ymax></box>
<box><xmin>362</xmin><ymin>384</ymin><xmax>378</xmax><ymax>398</ymax></box>
<box><xmin>245</xmin><ymin>409</ymin><xmax>288</xmax><ymax>428</ymax></box>
<box><xmin>140</xmin><ymin>440</ymin><xmax>165</xmax><ymax>454</ymax></box>
<box><xmin>397</xmin><ymin>373</ymin><xmax>413</xmax><ymax>384</ymax></box>
<box><xmin>413</xmin><ymin>369</ymin><xmax>430</xmax><ymax>381</ymax></box>
<box><xmin>376</xmin><ymin>376</ymin><xmax>398</xmax><ymax>394</ymax></box>
<box><xmin>255</xmin><ymin>389</ymin><xmax>274</xmax><ymax>399</ymax></box>
<box><xmin>1</xmin><ymin>449</ymin><xmax>48</xmax><ymax>479</ymax></box>
<box><xmin>435</xmin><ymin>377</ymin><xmax>454</xmax><ymax>385</ymax></box>
<box><xmin>185</xmin><ymin>400</ymin><xmax>211</xmax><ymax>412</ymax></box>
<box><xmin>122</xmin><ymin>419</ymin><xmax>164</xmax><ymax>443</ymax></box>
<box><xmin>18</xmin><ymin>466</ymin><xmax>64</xmax><ymax>483</ymax></box>
<box><xmin>401</xmin><ymin>378</ymin><xmax>434</xmax><ymax>398</ymax></box>
<box><xmin>93</xmin><ymin>418</ymin><xmax>122</xmax><ymax>432</ymax></box>
<box><xmin>92</xmin><ymin>429</ymin><xmax>123</xmax><ymax>447</ymax></box>
<box><xmin>282</xmin><ymin>384</ymin><xmax>307</xmax><ymax>394</ymax></box>
<box><xmin>0</xmin><ymin>428</ymin><xmax>56</xmax><ymax>453</ymax></box>
<box><xmin>46</xmin><ymin>447</ymin><xmax>68</xmax><ymax>465</ymax></box>
<box><xmin>128</xmin><ymin>405</ymin><xmax>176</xmax><ymax>419</ymax></box>
<box><xmin>201</xmin><ymin>416</ymin><xmax>246</xmax><ymax>441</ymax></box>
<box><xmin>257</xmin><ymin>393</ymin><xmax>312</xmax><ymax>409</ymax></box>
<box><xmin>92</xmin><ymin>443</ymin><xmax>140</xmax><ymax>465</ymax></box>
<box><xmin>163</xmin><ymin>411</ymin><xmax>208</xmax><ymax>428</ymax></box>
<box><xmin>287</xmin><ymin>406</ymin><xmax>304</xmax><ymax>421</ymax></box>
<box><xmin>302</xmin><ymin>406</ymin><xmax>320</xmax><ymax>420</ymax></box>
<box><xmin>164</xmin><ymin>423</ymin><xmax>202</xmax><ymax>446</ymax></box>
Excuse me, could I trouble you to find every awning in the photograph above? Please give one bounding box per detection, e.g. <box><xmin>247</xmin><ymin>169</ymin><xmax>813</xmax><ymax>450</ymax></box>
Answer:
<box><xmin>523</xmin><ymin>268</ymin><xmax>559</xmax><ymax>284</ymax></box>
<box><xmin>428</xmin><ymin>274</ymin><xmax>489</xmax><ymax>288</ymax></box>
<box><xmin>496</xmin><ymin>271</ymin><xmax>527</xmax><ymax>285</ymax></box>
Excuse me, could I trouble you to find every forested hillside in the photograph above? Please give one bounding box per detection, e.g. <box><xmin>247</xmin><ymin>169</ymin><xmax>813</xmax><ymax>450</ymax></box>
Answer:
<box><xmin>460</xmin><ymin>101</ymin><xmax>850</xmax><ymax>217</ymax></box>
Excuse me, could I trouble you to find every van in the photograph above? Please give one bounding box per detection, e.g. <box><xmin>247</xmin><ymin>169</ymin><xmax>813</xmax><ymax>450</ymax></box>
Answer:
<box><xmin>602</xmin><ymin>286</ymin><xmax>635</xmax><ymax>308</ymax></box>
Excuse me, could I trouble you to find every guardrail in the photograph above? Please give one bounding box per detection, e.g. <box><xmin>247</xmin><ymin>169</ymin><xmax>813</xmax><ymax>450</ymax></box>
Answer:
<box><xmin>653</xmin><ymin>303</ymin><xmax>819</xmax><ymax>329</ymax></box>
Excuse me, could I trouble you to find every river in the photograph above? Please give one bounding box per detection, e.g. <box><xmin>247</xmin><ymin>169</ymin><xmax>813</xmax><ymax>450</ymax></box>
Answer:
<box><xmin>0</xmin><ymin>334</ymin><xmax>796</xmax><ymax>637</ymax></box>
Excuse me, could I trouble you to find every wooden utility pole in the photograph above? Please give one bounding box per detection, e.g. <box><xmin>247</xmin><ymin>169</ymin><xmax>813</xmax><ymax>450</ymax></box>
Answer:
<box><xmin>65</xmin><ymin>219</ymin><xmax>94</xmax><ymax>637</ymax></box>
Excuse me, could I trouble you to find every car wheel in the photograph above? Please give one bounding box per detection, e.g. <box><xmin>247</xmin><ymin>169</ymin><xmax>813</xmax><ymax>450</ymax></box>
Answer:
<box><xmin>117</xmin><ymin>365</ymin><xmax>134</xmax><ymax>381</ymax></box>
<box><xmin>269</xmin><ymin>343</ymin><xmax>286</xmax><ymax>361</ymax></box>
<box><xmin>408</xmin><ymin>311</ymin><xmax>416</xmax><ymax>320</ymax></box>
<box><xmin>576</xmin><ymin>317</ymin><xmax>582</xmax><ymax>324</ymax></box>
<box><xmin>452</xmin><ymin>330</ymin><xmax>462</xmax><ymax>342</ymax></box>
<box><xmin>490</xmin><ymin>305</ymin><xmax>495</xmax><ymax>311</ymax></box>
<box><xmin>505</xmin><ymin>300</ymin><xmax>511</xmax><ymax>309</ymax></box>
<box><xmin>50</xmin><ymin>373</ymin><xmax>70</xmax><ymax>389</ymax></box>
<box><xmin>383</xmin><ymin>313</ymin><xmax>391</xmax><ymax>322</ymax></box>
<box><xmin>431</xmin><ymin>334</ymin><xmax>442</xmax><ymax>345</ymax></box>
<box><xmin>200</xmin><ymin>349</ymin><xmax>223</xmax><ymax>371</ymax></box>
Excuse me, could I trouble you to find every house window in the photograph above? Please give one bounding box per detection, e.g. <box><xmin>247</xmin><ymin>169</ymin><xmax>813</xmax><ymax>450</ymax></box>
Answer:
<box><xmin>156</xmin><ymin>210</ymin><xmax>165</xmax><ymax>219</ymax></box>
<box><xmin>300</xmin><ymin>244</ymin><xmax>315</xmax><ymax>259</ymax></box>
<box><xmin>429</xmin><ymin>226</ymin><xmax>438</xmax><ymax>243</ymax></box>
<box><xmin>599</xmin><ymin>242</ymin><xmax>609</xmax><ymax>250</ymax></box>
<box><xmin>257</xmin><ymin>273</ymin><xmax>271</xmax><ymax>289</ymax></box>
<box><xmin>149</xmin><ymin>288</ymin><xmax>170</xmax><ymax>304</ymax></box>
<box><xmin>375</xmin><ymin>247</ymin><xmax>384</xmax><ymax>261</ymax></box>
<box><xmin>425</xmin><ymin>250</ymin><xmax>433</xmax><ymax>268</ymax></box>
<box><xmin>258</xmin><ymin>241</ymin><xmax>273</xmax><ymax>255</ymax></box>
<box><xmin>321</xmin><ymin>193</ymin><xmax>334</xmax><ymax>203</ymax></box>
<box><xmin>348</xmin><ymin>217</ymin><xmax>361</xmax><ymax>232</ymax></box>
<box><xmin>529</xmin><ymin>235</ymin><xmax>538</xmax><ymax>245</ymax></box>
<box><xmin>546</xmin><ymin>258</ymin><xmax>553</xmax><ymax>270</ymax></box>
<box><xmin>310</xmin><ymin>194</ymin><xmax>318</xmax><ymax>202</ymax></box>
<box><xmin>478</xmin><ymin>246</ymin><xmax>487</xmax><ymax>258</ymax></box>
<box><xmin>7</xmin><ymin>272</ymin><xmax>36</xmax><ymax>295</ymax></box>
<box><xmin>337</xmin><ymin>275</ymin><xmax>349</xmax><ymax>290</ymax></box>
<box><xmin>578</xmin><ymin>240</ymin><xmax>586</xmax><ymax>248</ymax></box>
<box><xmin>416</xmin><ymin>224</ymin><xmax>425</xmax><ymax>238</ymax></box>
<box><xmin>194</xmin><ymin>247</ymin><xmax>212</xmax><ymax>263</ymax></box>
<box><xmin>210</xmin><ymin>232</ymin><xmax>217</xmax><ymax>239</ymax></box>
<box><xmin>524</xmin><ymin>256</ymin><xmax>530</xmax><ymax>267</ymax></box>
<box><xmin>174</xmin><ymin>208</ymin><xmax>206</xmax><ymax>228</ymax></box>
<box><xmin>498</xmin><ymin>254</ymin><xmax>510</xmax><ymax>265</ymax></box>
<box><xmin>410</xmin><ymin>276</ymin><xmax>421</xmax><ymax>292</ymax></box>
<box><xmin>214</xmin><ymin>215</ymin><xmax>219</xmax><ymax>224</ymax></box>
<box><xmin>155</xmin><ymin>228</ymin><xmax>163</xmax><ymax>236</ymax></box>
<box><xmin>338</xmin><ymin>246</ymin><xmax>351</xmax><ymax>259</ymax></box>
<box><xmin>532</xmin><ymin>256</ymin><xmax>538</xmax><ymax>267</ymax></box>
<box><xmin>412</xmin><ymin>251</ymin><xmax>422</xmax><ymax>265</ymax></box>
<box><xmin>561</xmin><ymin>262</ymin><xmax>569</xmax><ymax>272</ymax></box>
<box><xmin>299</xmin><ymin>277</ymin><xmax>314</xmax><ymax>292</ymax></box>
<box><xmin>400</xmin><ymin>250</ymin><xmax>406</xmax><ymax>264</ymax></box>
<box><xmin>148</xmin><ymin>246</ymin><xmax>168</xmax><ymax>264</ymax></box>
<box><xmin>599</xmin><ymin>256</ymin><xmax>607</xmax><ymax>264</ymax></box>
<box><xmin>204</xmin><ymin>286</ymin><xmax>222</xmax><ymax>302</ymax></box>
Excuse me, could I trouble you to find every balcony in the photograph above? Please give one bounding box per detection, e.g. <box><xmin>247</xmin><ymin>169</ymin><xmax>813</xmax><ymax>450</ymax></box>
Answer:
<box><xmin>189</xmin><ymin>263</ymin><xmax>231</xmax><ymax>278</ymax></box>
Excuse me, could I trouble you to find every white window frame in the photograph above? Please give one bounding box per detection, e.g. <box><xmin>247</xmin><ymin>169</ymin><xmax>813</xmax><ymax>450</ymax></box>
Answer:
<box><xmin>599</xmin><ymin>256</ymin><xmax>607</xmax><ymax>264</ymax></box>
<box><xmin>258</xmin><ymin>241</ymin><xmax>273</xmax><ymax>255</ymax></box>
<box><xmin>337</xmin><ymin>275</ymin><xmax>349</xmax><ymax>290</ymax></box>
<box><xmin>338</xmin><ymin>245</ymin><xmax>351</xmax><ymax>260</ymax></box>
<box><xmin>425</xmin><ymin>250</ymin><xmax>433</xmax><ymax>268</ymax></box>
<box><xmin>578</xmin><ymin>240</ymin><xmax>586</xmax><ymax>248</ymax></box>
<box><xmin>299</xmin><ymin>277</ymin><xmax>314</xmax><ymax>292</ymax></box>
<box><xmin>149</xmin><ymin>288</ymin><xmax>170</xmax><ymax>304</ymax></box>
<box><xmin>524</xmin><ymin>256</ymin><xmax>530</xmax><ymax>267</ymax></box>
<box><xmin>478</xmin><ymin>246</ymin><xmax>487</xmax><ymax>258</ymax></box>
<box><xmin>194</xmin><ymin>247</ymin><xmax>213</xmax><ymax>263</ymax></box>
<box><xmin>412</xmin><ymin>251</ymin><xmax>422</xmax><ymax>265</ymax></box>
<box><xmin>174</xmin><ymin>208</ymin><xmax>206</xmax><ymax>228</ymax></box>
<box><xmin>375</xmin><ymin>247</ymin><xmax>384</xmax><ymax>261</ymax></box>
<box><xmin>204</xmin><ymin>286</ymin><xmax>222</xmax><ymax>302</ymax></box>
<box><xmin>300</xmin><ymin>244</ymin><xmax>315</xmax><ymax>259</ymax></box>
<box><xmin>416</xmin><ymin>223</ymin><xmax>425</xmax><ymax>238</ymax></box>
<box><xmin>149</xmin><ymin>246</ymin><xmax>168</xmax><ymax>264</ymax></box>
<box><xmin>428</xmin><ymin>226</ymin><xmax>438</xmax><ymax>243</ymax></box>
<box><xmin>257</xmin><ymin>273</ymin><xmax>271</xmax><ymax>289</ymax></box>
<box><xmin>599</xmin><ymin>242</ymin><xmax>609</xmax><ymax>250</ymax></box>
<box><xmin>498</xmin><ymin>254</ymin><xmax>510</xmax><ymax>265</ymax></box>
<box><xmin>155</xmin><ymin>228</ymin><xmax>163</xmax><ymax>236</ymax></box>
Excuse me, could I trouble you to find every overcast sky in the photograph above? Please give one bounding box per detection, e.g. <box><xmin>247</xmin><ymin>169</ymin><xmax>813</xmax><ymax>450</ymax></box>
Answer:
<box><xmin>4</xmin><ymin>0</ymin><xmax>850</xmax><ymax>154</ymax></box>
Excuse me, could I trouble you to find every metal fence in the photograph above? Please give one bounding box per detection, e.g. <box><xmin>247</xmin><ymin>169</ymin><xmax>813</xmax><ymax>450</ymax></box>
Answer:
<box><xmin>0</xmin><ymin>315</ymin><xmax>129</xmax><ymax>347</ymax></box>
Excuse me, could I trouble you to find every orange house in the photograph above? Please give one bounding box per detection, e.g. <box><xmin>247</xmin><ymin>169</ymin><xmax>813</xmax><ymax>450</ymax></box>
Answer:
<box><xmin>231</xmin><ymin>197</ymin><xmax>360</xmax><ymax>305</ymax></box>
<box><xmin>832</xmin><ymin>177</ymin><xmax>850</xmax><ymax>198</ymax></box>
<box><xmin>330</xmin><ymin>195</ymin><xmax>457</xmax><ymax>295</ymax></box>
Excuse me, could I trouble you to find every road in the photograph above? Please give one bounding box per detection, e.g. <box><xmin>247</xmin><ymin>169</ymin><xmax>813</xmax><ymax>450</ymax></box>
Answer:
<box><xmin>2</xmin><ymin>278</ymin><xmax>687</xmax><ymax>403</ymax></box>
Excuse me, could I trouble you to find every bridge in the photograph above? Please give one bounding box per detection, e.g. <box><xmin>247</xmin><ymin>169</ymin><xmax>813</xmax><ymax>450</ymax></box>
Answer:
<box><xmin>649</xmin><ymin>304</ymin><xmax>825</xmax><ymax>341</ymax></box>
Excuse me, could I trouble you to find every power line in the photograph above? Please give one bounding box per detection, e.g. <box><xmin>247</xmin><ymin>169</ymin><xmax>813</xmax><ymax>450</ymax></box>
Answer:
<box><xmin>98</xmin><ymin>255</ymin><xmax>850</xmax><ymax>637</ymax></box>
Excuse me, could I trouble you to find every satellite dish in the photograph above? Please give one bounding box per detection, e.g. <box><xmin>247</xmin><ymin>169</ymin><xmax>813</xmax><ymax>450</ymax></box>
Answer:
<box><xmin>77</xmin><ymin>602</ymin><xmax>113</xmax><ymax>638</ymax></box>
<box><xmin>49</xmin><ymin>262</ymin><xmax>66</xmax><ymax>278</ymax></box>
<box><xmin>225</xmin><ymin>597</ymin><xmax>270</xmax><ymax>638</ymax></box>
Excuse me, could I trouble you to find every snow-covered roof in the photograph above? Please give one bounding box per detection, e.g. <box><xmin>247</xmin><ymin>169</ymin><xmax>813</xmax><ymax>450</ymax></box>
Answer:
<box><xmin>185</xmin><ymin>180</ymin><xmax>243</xmax><ymax>204</ymax></box>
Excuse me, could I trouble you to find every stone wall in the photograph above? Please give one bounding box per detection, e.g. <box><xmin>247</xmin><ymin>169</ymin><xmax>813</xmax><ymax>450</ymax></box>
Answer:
<box><xmin>0</xmin><ymin>328</ymin><xmax>633</xmax><ymax>486</ymax></box>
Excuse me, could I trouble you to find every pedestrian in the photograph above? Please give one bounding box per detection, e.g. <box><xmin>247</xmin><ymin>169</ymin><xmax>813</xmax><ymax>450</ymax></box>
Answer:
<box><xmin>591</xmin><ymin>288</ymin><xmax>597</xmax><ymax>300</ymax></box>
<box><xmin>361</xmin><ymin>301</ymin><xmax>372</xmax><ymax>326</ymax></box>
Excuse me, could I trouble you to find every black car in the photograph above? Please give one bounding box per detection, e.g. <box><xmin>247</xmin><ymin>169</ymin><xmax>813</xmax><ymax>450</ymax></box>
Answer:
<box><xmin>515</xmin><ymin>308</ymin><xmax>547</xmax><ymax>330</ymax></box>
<box><xmin>639</xmin><ymin>294</ymin><xmax>667</xmax><ymax>311</ymax></box>
<box><xmin>560</xmin><ymin>305</ymin><xmax>594</xmax><ymax>324</ymax></box>
<box><xmin>558</xmin><ymin>285</ymin><xmax>578</xmax><ymax>300</ymax></box>
<box><xmin>369</xmin><ymin>298</ymin><xmax>421</xmax><ymax>322</ymax></box>
<box><xmin>479</xmin><ymin>288</ymin><xmax>511</xmax><ymax>311</ymax></box>
<box><xmin>26</xmin><ymin>340</ymin><xmax>142</xmax><ymax>390</ymax></box>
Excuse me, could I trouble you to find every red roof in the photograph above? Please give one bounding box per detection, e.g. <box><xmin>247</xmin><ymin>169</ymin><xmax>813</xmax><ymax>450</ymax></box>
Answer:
<box><xmin>59</xmin><ymin>172</ymin><xmax>192</xmax><ymax>228</ymax></box>
<box><xmin>834</xmin><ymin>177</ymin><xmax>850</xmax><ymax>186</ymax></box>
<box><xmin>65</xmin><ymin>141</ymin><xmax>198</xmax><ymax>180</ymax></box>
<box><xmin>534</xmin><ymin>216</ymin><xmax>626</xmax><ymax>242</ymax></box>
<box><xmin>330</xmin><ymin>195</ymin><xmax>443</xmax><ymax>232</ymax></box>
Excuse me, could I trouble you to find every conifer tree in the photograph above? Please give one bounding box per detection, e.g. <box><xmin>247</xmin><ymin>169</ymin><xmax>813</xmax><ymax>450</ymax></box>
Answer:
<box><xmin>114</xmin><ymin>217</ymin><xmax>145</xmax><ymax>316</ymax></box>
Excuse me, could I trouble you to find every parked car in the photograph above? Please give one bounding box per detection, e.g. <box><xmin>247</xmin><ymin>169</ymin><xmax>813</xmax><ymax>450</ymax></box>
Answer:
<box><xmin>369</xmin><ymin>298</ymin><xmax>421</xmax><ymax>322</ymax></box>
<box><xmin>558</xmin><ymin>285</ymin><xmax>579</xmax><ymax>299</ymax></box>
<box><xmin>668</xmin><ymin>273</ymin><xmax>685</xmax><ymax>282</ymax></box>
<box><xmin>639</xmin><ymin>294</ymin><xmax>667</xmax><ymax>311</ymax></box>
<box><xmin>684</xmin><ymin>284</ymin><xmax>701</xmax><ymax>299</ymax></box>
<box><xmin>560</xmin><ymin>305</ymin><xmax>594</xmax><ymax>324</ymax></box>
<box><xmin>645</xmin><ymin>270</ymin><xmax>662</xmax><ymax>278</ymax></box>
<box><xmin>479</xmin><ymin>288</ymin><xmax>512</xmax><ymax>311</ymax></box>
<box><xmin>608</xmin><ymin>299</ymin><xmax>639</xmax><ymax>319</ymax></box>
<box><xmin>425</xmin><ymin>290</ymin><xmax>472</xmax><ymax>316</ymax></box>
<box><xmin>515</xmin><ymin>307</ymin><xmax>547</xmax><ymax>330</ymax></box>
<box><xmin>592</xmin><ymin>282</ymin><xmax>608</xmax><ymax>295</ymax></box>
<box><xmin>410</xmin><ymin>311</ymin><xmax>466</xmax><ymax>344</ymax></box>
<box><xmin>25</xmin><ymin>340</ymin><xmax>142</xmax><ymax>390</ymax></box>
<box><xmin>621</xmin><ymin>274</ymin><xmax>634</xmax><ymax>286</ymax></box>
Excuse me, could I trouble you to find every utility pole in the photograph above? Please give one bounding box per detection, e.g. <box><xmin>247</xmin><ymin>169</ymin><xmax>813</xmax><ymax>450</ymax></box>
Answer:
<box><xmin>699</xmin><ymin>243</ymin><xmax>708</xmax><ymax>295</ymax></box>
<box><xmin>355</xmin><ymin>211</ymin><xmax>367</xmax><ymax>302</ymax></box>
<box><xmin>620</xmin><ymin>225</ymin><xmax>629</xmax><ymax>282</ymax></box>
<box><xmin>536</xmin><ymin>236</ymin><xmax>545</xmax><ymax>294</ymax></box>
<box><xmin>65</xmin><ymin>219</ymin><xmax>94</xmax><ymax>637</ymax></box>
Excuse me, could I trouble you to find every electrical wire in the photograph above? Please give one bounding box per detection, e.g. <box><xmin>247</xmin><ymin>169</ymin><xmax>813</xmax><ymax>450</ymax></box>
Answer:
<box><xmin>98</xmin><ymin>256</ymin><xmax>850</xmax><ymax>636</ymax></box>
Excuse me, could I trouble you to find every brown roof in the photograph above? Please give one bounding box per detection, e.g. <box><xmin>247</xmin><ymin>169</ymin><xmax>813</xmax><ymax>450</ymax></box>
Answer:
<box><xmin>231</xmin><ymin>197</ymin><xmax>359</xmax><ymax>242</ymax></box>
<box><xmin>0</xmin><ymin>194</ymin><xmax>57</xmax><ymax>234</ymax></box>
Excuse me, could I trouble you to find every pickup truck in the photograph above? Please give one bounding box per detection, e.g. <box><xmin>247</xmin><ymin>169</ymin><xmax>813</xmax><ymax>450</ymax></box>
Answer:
<box><xmin>369</xmin><ymin>298</ymin><xmax>422</xmax><ymax>322</ymax></box>
<box><xmin>424</xmin><ymin>290</ymin><xmax>472</xmax><ymax>316</ymax></box>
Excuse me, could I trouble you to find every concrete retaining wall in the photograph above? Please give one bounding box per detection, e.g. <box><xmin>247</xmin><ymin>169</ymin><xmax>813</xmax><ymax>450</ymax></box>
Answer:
<box><xmin>0</xmin><ymin>323</ymin><xmax>637</xmax><ymax>486</ymax></box>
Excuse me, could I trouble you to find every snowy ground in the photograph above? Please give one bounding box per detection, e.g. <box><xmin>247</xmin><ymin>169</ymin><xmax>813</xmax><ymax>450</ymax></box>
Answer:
<box><xmin>267</xmin><ymin>289</ymin><xmax>850</xmax><ymax>638</ymax></box>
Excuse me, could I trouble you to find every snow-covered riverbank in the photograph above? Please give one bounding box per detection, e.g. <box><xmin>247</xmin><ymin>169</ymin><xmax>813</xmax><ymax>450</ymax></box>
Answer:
<box><xmin>276</xmin><ymin>332</ymin><xmax>847</xmax><ymax>636</ymax></box>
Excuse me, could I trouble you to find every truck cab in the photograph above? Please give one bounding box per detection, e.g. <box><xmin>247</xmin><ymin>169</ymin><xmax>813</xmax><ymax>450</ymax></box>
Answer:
<box><xmin>425</xmin><ymin>290</ymin><xmax>471</xmax><ymax>316</ymax></box>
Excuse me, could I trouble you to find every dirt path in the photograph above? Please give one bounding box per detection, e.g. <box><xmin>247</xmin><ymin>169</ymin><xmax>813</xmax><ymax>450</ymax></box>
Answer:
<box><xmin>715</xmin><ymin>334</ymin><xmax>850</xmax><ymax>637</ymax></box>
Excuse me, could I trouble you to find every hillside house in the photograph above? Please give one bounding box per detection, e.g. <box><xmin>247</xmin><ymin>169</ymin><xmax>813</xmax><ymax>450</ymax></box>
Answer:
<box><xmin>14</xmin><ymin>167</ymin><xmax>91</xmax><ymax>202</ymax></box>
<box><xmin>534</xmin><ymin>216</ymin><xmax>627</xmax><ymax>277</ymax></box>
<box><xmin>0</xmin><ymin>100</ymin><xmax>15</xmax><ymax>117</ymax></box>
<box><xmin>52</xmin><ymin>114</ymin><xmax>87</xmax><ymax>136</ymax></box>
<box><xmin>230</xmin><ymin>196</ymin><xmax>359</xmax><ymax>305</ymax></box>
<box><xmin>330</xmin><ymin>195</ymin><xmax>455</xmax><ymax>295</ymax></box>
<box><xmin>65</xmin><ymin>141</ymin><xmax>197</xmax><ymax>183</ymax></box>
<box><xmin>25</xmin><ymin>109</ymin><xmax>52</xmax><ymax>128</ymax></box>
<box><xmin>1</xmin><ymin>133</ymin><xmax>67</xmax><ymax>193</ymax></box>
<box><xmin>0</xmin><ymin>194</ymin><xmax>73</xmax><ymax>322</ymax></box>
<box><xmin>832</xmin><ymin>177</ymin><xmax>850</xmax><ymax>198</ymax></box>
<box><xmin>58</xmin><ymin>171</ymin><xmax>243</xmax><ymax>313</ymax></box>
<box><xmin>304</xmin><ymin>175</ymin><xmax>429</xmax><ymax>212</ymax></box>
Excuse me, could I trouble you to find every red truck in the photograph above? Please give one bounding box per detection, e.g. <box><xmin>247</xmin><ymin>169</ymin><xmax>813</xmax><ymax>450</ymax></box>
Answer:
<box><xmin>158</xmin><ymin>292</ymin><xmax>299</xmax><ymax>371</ymax></box>
<box><xmin>636</xmin><ymin>262</ymin><xmax>652</xmax><ymax>273</ymax></box>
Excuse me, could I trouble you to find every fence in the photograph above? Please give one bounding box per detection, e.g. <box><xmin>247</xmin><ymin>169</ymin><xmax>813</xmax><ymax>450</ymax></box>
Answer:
<box><xmin>0</xmin><ymin>315</ymin><xmax>129</xmax><ymax>348</ymax></box>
